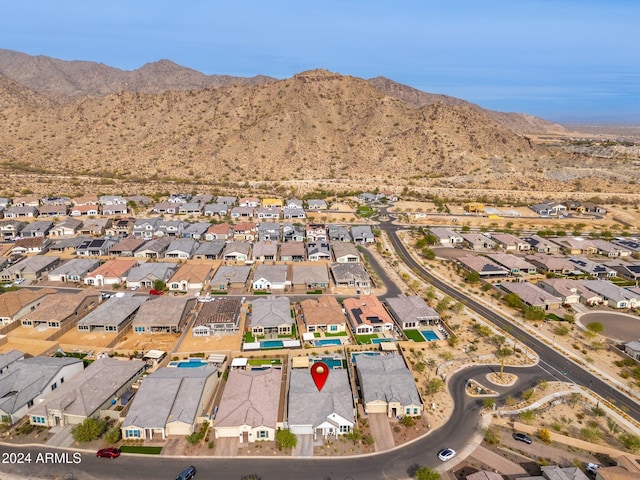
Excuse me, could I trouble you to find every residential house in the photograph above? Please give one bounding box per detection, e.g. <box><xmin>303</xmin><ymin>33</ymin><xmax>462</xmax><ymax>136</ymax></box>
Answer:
<box><xmin>132</xmin><ymin>296</ymin><xmax>195</xmax><ymax>334</ymax></box>
<box><xmin>11</xmin><ymin>237</ymin><xmax>50</xmax><ymax>255</ymax></box>
<box><xmin>177</xmin><ymin>203</ymin><xmax>203</xmax><ymax>216</ymax></box>
<box><xmin>330</xmin><ymin>263</ymin><xmax>371</xmax><ymax>290</ymax></box>
<box><xmin>306</xmin><ymin>223</ymin><xmax>327</xmax><ymax>242</ymax></box>
<box><xmin>213</xmin><ymin>368</ymin><xmax>282</xmax><ymax>443</ymax></box>
<box><xmin>591</xmin><ymin>239</ymin><xmax>632</xmax><ymax>258</ymax></box>
<box><xmin>122</xmin><ymin>366</ymin><xmax>218</xmax><ymax>440</ymax></box>
<box><xmin>134</xmin><ymin>236</ymin><xmax>172</xmax><ymax>259</ymax></box>
<box><xmin>41</xmin><ymin>196</ymin><xmax>71</xmax><ymax>206</ymax></box>
<box><xmin>22</xmin><ymin>289</ymin><xmax>100</xmax><ymax>329</ymax></box>
<box><xmin>249</xmin><ymin>296</ymin><xmax>293</xmax><ymax>336</ymax></box>
<box><xmin>429</xmin><ymin>227</ymin><xmax>463</xmax><ymax>245</ymax></box>
<box><xmin>331</xmin><ymin>242</ymin><xmax>360</xmax><ymax>263</ymax></box>
<box><xmin>78</xmin><ymin>218</ymin><xmax>111</xmax><ymax>236</ymax></box>
<box><xmin>257</xmin><ymin>222</ymin><xmax>281</xmax><ymax>242</ymax></box>
<box><xmin>193</xmin><ymin>240</ymin><xmax>225</xmax><ymax>260</ymax></box>
<box><xmin>239</xmin><ymin>197</ymin><xmax>260</xmax><ymax>208</ymax></box>
<box><xmin>0</xmin><ymin>350</ymin><xmax>24</xmax><ymax>374</ymax></box>
<box><xmin>350</xmin><ymin>225</ymin><xmax>375</xmax><ymax>244</ymax></box>
<box><xmin>251</xmin><ymin>241</ymin><xmax>279</xmax><ymax>261</ymax></box>
<box><xmin>285</xmin><ymin>198</ymin><xmax>304</xmax><ymax>209</ymax></box>
<box><xmin>132</xmin><ymin>217</ymin><xmax>161</xmax><ymax>239</ymax></box>
<box><xmin>385</xmin><ymin>294</ymin><xmax>440</xmax><ymax>329</ymax></box>
<box><xmin>99</xmin><ymin>195</ymin><xmax>127</xmax><ymax>206</ymax></box>
<box><xmin>106</xmin><ymin>218</ymin><xmax>136</xmax><ymax>238</ymax></box>
<box><xmin>27</xmin><ymin>357</ymin><xmax>145</xmax><ymax>427</ymax></box>
<box><xmin>20</xmin><ymin>220</ymin><xmax>53</xmax><ymax>237</ymax></box>
<box><xmin>210</xmin><ymin>266</ymin><xmax>251</xmax><ymax>291</ymax></box>
<box><xmin>167</xmin><ymin>194</ymin><xmax>191</xmax><ymax>204</ymax></box>
<box><xmin>307</xmin><ymin>241</ymin><xmax>332</xmax><ymax>262</ymax></box>
<box><xmin>192</xmin><ymin>194</ymin><xmax>214</xmax><ymax>204</ymax></box>
<box><xmin>456</xmin><ymin>254</ymin><xmax>509</xmax><ymax>277</ymax></box>
<box><xmin>282</xmin><ymin>223</ymin><xmax>305</xmax><ymax>243</ymax></box>
<box><xmin>605</xmin><ymin>261</ymin><xmax>640</xmax><ymax>282</ymax></box>
<box><xmin>256</xmin><ymin>207</ymin><xmax>281</xmax><ymax>220</ymax></box>
<box><xmin>288</xmin><ymin>367</ymin><xmax>354</xmax><ymax>440</ymax></box>
<box><xmin>282</xmin><ymin>207</ymin><xmax>306</xmax><ymax>219</ymax></box>
<box><xmin>612</xmin><ymin>238</ymin><xmax>640</xmax><ymax>253</ymax></box>
<box><xmin>109</xmin><ymin>237</ymin><xmax>145</xmax><ymax>257</ymax></box>
<box><xmin>230</xmin><ymin>206</ymin><xmax>255</xmax><ymax>219</ymax></box>
<box><xmin>567</xmin><ymin>257</ymin><xmax>616</xmax><ymax>278</ymax></box>
<box><xmin>492</xmin><ymin>233</ymin><xmax>531</xmax><ymax>251</ymax></box>
<box><xmin>49</xmin><ymin>237</ymin><xmax>90</xmax><ymax>254</ymax></box>
<box><xmin>328</xmin><ymin>224</ymin><xmax>350</xmax><ymax>242</ymax></box>
<box><xmin>69</xmin><ymin>204</ymin><xmax>99</xmax><ymax>216</ymax></box>
<box><xmin>83</xmin><ymin>258</ymin><xmax>139</xmax><ymax>286</ymax></box>
<box><xmin>0</xmin><ymin>288</ymin><xmax>57</xmax><ymax>326</ymax></box>
<box><xmin>299</xmin><ymin>296</ymin><xmax>346</xmax><ymax>333</ymax></box>
<box><xmin>125</xmin><ymin>195</ymin><xmax>152</xmax><ymax>206</ymax></box>
<box><xmin>0</xmin><ymin>357</ymin><xmax>84</xmax><ymax>424</ymax></box>
<box><xmin>0</xmin><ymin>220</ymin><xmax>26</xmax><ymax>241</ymax></box>
<box><xmin>537</xmin><ymin>278</ymin><xmax>602</xmax><ymax>306</ymax></box>
<box><xmin>192</xmin><ymin>297</ymin><xmax>242</xmax><ymax>336</ymax></box>
<box><xmin>525</xmin><ymin>254</ymin><xmax>576</xmax><ymax>276</ymax></box>
<box><xmin>355</xmin><ymin>354</ymin><xmax>423</xmax><ymax>418</ymax></box>
<box><xmin>523</xmin><ymin>235</ymin><xmax>561</xmax><ymax>254</ymax></box>
<box><xmin>291</xmin><ymin>265</ymin><xmax>330</xmax><ymax>291</ymax></box>
<box><xmin>578</xmin><ymin>280</ymin><xmax>639</xmax><ymax>309</ymax></box>
<box><xmin>126</xmin><ymin>262</ymin><xmax>177</xmax><ymax>289</ymax></box>
<box><xmin>500</xmin><ymin>282</ymin><xmax>562</xmax><ymax>311</ymax></box>
<box><xmin>232</xmin><ymin>222</ymin><xmax>258</xmax><ymax>241</ymax></box>
<box><xmin>223</xmin><ymin>241</ymin><xmax>252</xmax><ymax>262</ymax></box>
<box><xmin>553</xmin><ymin>237</ymin><xmax>598</xmax><ymax>256</ymax></box>
<box><xmin>151</xmin><ymin>202</ymin><xmax>178</xmax><ymax>214</ymax></box>
<box><xmin>165</xmin><ymin>238</ymin><xmax>198</xmax><ymax>259</ymax></box>
<box><xmin>529</xmin><ymin>201</ymin><xmax>567</xmax><ymax>216</ymax></box>
<box><xmin>624</xmin><ymin>341</ymin><xmax>640</xmax><ymax>361</ymax></box>
<box><xmin>485</xmin><ymin>253</ymin><xmax>537</xmax><ymax>276</ymax></box>
<box><xmin>71</xmin><ymin>195</ymin><xmax>99</xmax><ymax>206</ymax></box>
<box><xmin>203</xmin><ymin>203</ymin><xmax>229</xmax><ymax>217</ymax></box>
<box><xmin>183</xmin><ymin>222</ymin><xmax>210</xmax><ymax>240</ymax></box>
<box><xmin>49</xmin><ymin>218</ymin><xmax>82</xmax><ymax>237</ymax></box>
<box><xmin>37</xmin><ymin>204</ymin><xmax>69</xmax><ymax>217</ymax></box>
<box><xmin>0</xmin><ymin>256</ymin><xmax>60</xmax><ymax>282</ymax></box>
<box><xmin>204</xmin><ymin>223</ymin><xmax>234</xmax><ymax>241</ymax></box>
<box><xmin>307</xmin><ymin>199</ymin><xmax>327</xmax><ymax>210</ymax></box>
<box><xmin>4</xmin><ymin>205</ymin><xmax>38</xmax><ymax>218</ymax></box>
<box><xmin>77</xmin><ymin>295</ymin><xmax>146</xmax><ymax>333</ymax></box>
<box><xmin>215</xmin><ymin>196</ymin><xmax>237</xmax><ymax>206</ymax></box>
<box><xmin>102</xmin><ymin>204</ymin><xmax>128</xmax><ymax>216</ymax></box>
<box><xmin>156</xmin><ymin>220</ymin><xmax>184</xmax><ymax>237</ymax></box>
<box><xmin>343</xmin><ymin>295</ymin><xmax>394</xmax><ymax>334</ymax></box>
<box><xmin>167</xmin><ymin>263</ymin><xmax>213</xmax><ymax>292</ymax></box>
<box><xmin>261</xmin><ymin>198</ymin><xmax>283</xmax><ymax>209</ymax></box>
<box><xmin>47</xmin><ymin>258</ymin><xmax>100</xmax><ymax>283</ymax></box>
<box><xmin>252</xmin><ymin>265</ymin><xmax>288</xmax><ymax>291</ymax></box>
<box><xmin>280</xmin><ymin>242</ymin><xmax>306</xmax><ymax>262</ymax></box>
<box><xmin>460</xmin><ymin>233</ymin><xmax>497</xmax><ymax>251</ymax></box>
<box><xmin>76</xmin><ymin>237</ymin><xmax>119</xmax><ymax>256</ymax></box>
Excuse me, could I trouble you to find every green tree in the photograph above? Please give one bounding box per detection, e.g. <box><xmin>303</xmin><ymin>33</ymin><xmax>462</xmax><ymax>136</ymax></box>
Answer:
<box><xmin>105</xmin><ymin>426</ymin><xmax>122</xmax><ymax>444</ymax></box>
<box><xmin>152</xmin><ymin>279</ymin><xmax>166</xmax><ymax>291</ymax></box>
<box><xmin>71</xmin><ymin>417</ymin><xmax>107</xmax><ymax>443</ymax></box>
<box><xmin>519</xmin><ymin>409</ymin><xmax>536</xmax><ymax>425</ymax></box>
<box><xmin>537</xmin><ymin>427</ymin><xmax>552</xmax><ymax>444</ymax></box>
<box><xmin>504</xmin><ymin>293</ymin><xmax>524</xmax><ymax>309</ymax></box>
<box><xmin>422</xmin><ymin>248</ymin><xmax>436</xmax><ymax>260</ymax></box>
<box><xmin>496</xmin><ymin>346</ymin><xmax>512</xmax><ymax>379</ymax></box>
<box><xmin>425</xmin><ymin>378</ymin><xmax>444</xmax><ymax>396</ymax></box>
<box><xmin>275</xmin><ymin>429</ymin><xmax>297</xmax><ymax>450</ymax></box>
<box><xmin>464</xmin><ymin>271</ymin><xmax>480</xmax><ymax>284</ymax></box>
<box><xmin>415</xmin><ymin>466</ymin><xmax>441</xmax><ymax>480</ymax></box>
<box><xmin>483</xmin><ymin>426</ymin><xmax>500</xmax><ymax>445</ymax></box>
<box><xmin>586</xmin><ymin>322</ymin><xmax>604</xmax><ymax>336</ymax></box>
<box><xmin>436</xmin><ymin>296</ymin><xmax>452</xmax><ymax>313</ymax></box>
<box><xmin>345</xmin><ymin>428</ymin><xmax>362</xmax><ymax>445</ymax></box>
<box><xmin>619</xmin><ymin>433</ymin><xmax>640</xmax><ymax>452</ymax></box>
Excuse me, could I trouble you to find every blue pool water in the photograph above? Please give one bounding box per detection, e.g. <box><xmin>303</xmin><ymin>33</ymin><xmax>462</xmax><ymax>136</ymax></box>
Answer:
<box><xmin>371</xmin><ymin>338</ymin><xmax>394</xmax><ymax>345</ymax></box>
<box><xmin>169</xmin><ymin>358</ymin><xmax>207</xmax><ymax>368</ymax></box>
<box><xmin>313</xmin><ymin>357</ymin><xmax>344</xmax><ymax>369</ymax></box>
<box><xmin>350</xmin><ymin>352</ymin><xmax>381</xmax><ymax>364</ymax></box>
<box><xmin>261</xmin><ymin>340</ymin><xmax>284</xmax><ymax>349</ymax></box>
<box><xmin>421</xmin><ymin>330</ymin><xmax>440</xmax><ymax>341</ymax></box>
<box><xmin>314</xmin><ymin>338</ymin><xmax>342</xmax><ymax>347</ymax></box>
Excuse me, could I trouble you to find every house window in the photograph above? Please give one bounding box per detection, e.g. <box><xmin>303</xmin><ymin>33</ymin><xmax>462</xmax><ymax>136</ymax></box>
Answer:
<box><xmin>330</xmin><ymin>325</ymin><xmax>338</xmax><ymax>332</ymax></box>
<box><xmin>32</xmin><ymin>416</ymin><xmax>46</xmax><ymax>424</ymax></box>
<box><xmin>339</xmin><ymin>425</ymin><xmax>350</xmax><ymax>433</ymax></box>
<box><xmin>135</xmin><ymin>327</ymin><xmax>145</xmax><ymax>333</ymax></box>
<box><xmin>60</xmin><ymin>377</ymin><xmax>64</xmax><ymax>384</ymax></box>
<box><xmin>405</xmin><ymin>408</ymin><xmax>411</xmax><ymax>415</ymax></box>
<box><xmin>258</xmin><ymin>430</ymin><xmax>268</xmax><ymax>439</ymax></box>
<box><xmin>125</xmin><ymin>429</ymin><xmax>141</xmax><ymax>438</ymax></box>
<box><xmin>51</xmin><ymin>383</ymin><xmax>57</xmax><ymax>391</ymax></box>
<box><xmin>414</xmin><ymin>408</ymin><xmax>418</xmax><ymax>415</ymax></box>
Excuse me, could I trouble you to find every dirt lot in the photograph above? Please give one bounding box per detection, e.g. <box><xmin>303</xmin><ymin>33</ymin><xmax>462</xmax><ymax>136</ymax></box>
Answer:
<box><xmin>114</xmin><ymin>332</ymin><xmax>181</xmax><ymax>354</ymax></box>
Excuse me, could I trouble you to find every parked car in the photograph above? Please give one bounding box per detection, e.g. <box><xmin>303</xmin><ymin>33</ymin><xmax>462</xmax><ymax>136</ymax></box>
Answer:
<box><xmin>586</xmin><ymin>463</ymin><xmax>600</xmax><ymax>474</ymax></box>
<box><xmin>96</xmin><ymin>448</ymin><xmax>120</xmax><ymax>459</ymax></box>
<box><xmin>176</xmin><ymin>465</ymin><xmax>197</xmax><ymax>480</ymax></box>
<box><xmin>437</xmin><ymin>448</ymin><xmax>456</xmax><ymax>461</ymax></box>
<box><xmin>513</xmin><ymin>432</ymin><xmax>532</xmax><ymax>444</ymax></box>
<box><xmin>149</xmin><ymin>289</ymin><xmax>165</xmax><ymax>295</ymax></box>
<box><xmin>13</xmin><ymin>278</ymin><xmax>25</xmax><ymax>285</ymax></box>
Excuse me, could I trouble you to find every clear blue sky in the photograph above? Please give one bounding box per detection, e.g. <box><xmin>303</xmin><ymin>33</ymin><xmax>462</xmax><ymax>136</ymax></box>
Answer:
<box><xmin>3</xmin><ymin>1</ymin><xmax>639</xmax><ymax>123</ymax></box>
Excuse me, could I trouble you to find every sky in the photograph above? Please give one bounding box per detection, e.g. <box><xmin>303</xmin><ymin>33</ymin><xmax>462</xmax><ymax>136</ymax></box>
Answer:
<box><xmin>2</xmin><ymin>0</ymin><xmax>639</xmax><ymax>123</ymax></box>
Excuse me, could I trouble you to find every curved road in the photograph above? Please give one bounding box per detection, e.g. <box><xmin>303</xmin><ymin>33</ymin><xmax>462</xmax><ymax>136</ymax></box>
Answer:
<box><xmin>379</xmin><ymin>220</ymin><xmax>640</xmax><ymax>422</ymax></box>
<box><xmin>2</xmin><ymin>366</ymin><xmax>551</xmax><ymax>480</ymax></box>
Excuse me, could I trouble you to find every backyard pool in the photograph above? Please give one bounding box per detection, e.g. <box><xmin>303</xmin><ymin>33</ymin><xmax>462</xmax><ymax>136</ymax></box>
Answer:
<box><xmin>261</xmin><ymin>340</ymin><xmax>284</xmax><ymax>349</ymax></box>
<box><xmin>421</xmin><ymin>329</ymin><xmax>440</xmax><ymax>341</ymax></box>
<box><xmin>168</xmin><ymin>358</ymin><xmax>208</xmax><ymax>368</ymax></box>
<box><xmin>314</xmin><ymin>338</ymin><xmax>342</xmax><ymax>347</ymax></box>
<box><xmin>371</xmin><ymin>338</ymin><xmax>394</xmax><ymax>345</ymax></box>
<box><xmin>313</xmin><ymin>357</ymin><xmax>345</xmax><ymax>369</ymax></box>
<box><xmin>350</xmin><ymin>352</ymin><xmax>381</xmax><ymax>363</ymax></box>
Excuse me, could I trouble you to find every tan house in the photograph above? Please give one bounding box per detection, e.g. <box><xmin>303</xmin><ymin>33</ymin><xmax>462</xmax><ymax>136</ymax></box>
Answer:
<box><xmin>167</xmin><ymin>262</ymin><xmax>212</xmax><ymax>292</ymax></box>
<box><xmin>0</xmin><ymin>288</ymin><xmax>57</xmax><ymax>326</ymax></box>
<box><xmin>20</xmin><ymin>289</ymin><xmax>101</xmax><ymax>329</ymax></box>
<box><xmin>343</xmin><ymin>295</ymin><xmax>394</xmax><ymax>335</ymax></box>
<box><xmin>300</xmin><ymin>296</ymin><xmax>347</xmax><ymax>334</ymax></box>
<box><xmin>83</xmin><ymin>258</ymin><xmax>139</xmax><ymax>286</ymax></box>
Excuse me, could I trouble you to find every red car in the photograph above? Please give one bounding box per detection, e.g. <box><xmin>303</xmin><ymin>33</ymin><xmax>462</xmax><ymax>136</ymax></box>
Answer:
<box><xmin>96</xmin><ymin>448</ymin><xmax>121</xmax><ymax>459</ymax></box>
<box><xmin>149</xmin><ymin>289</ymin><xmax>165</xmax><ymax>296</ymax></box>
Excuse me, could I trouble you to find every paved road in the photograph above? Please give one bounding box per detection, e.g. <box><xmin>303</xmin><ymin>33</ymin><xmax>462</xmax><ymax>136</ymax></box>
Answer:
<box><xmin>579</xmin><ymin>311</ymin><xmax>640</xmax><ymax>343</ymax></box>
<box><xmin>378</xmin><ymin>220</ymin><xmax>640</xmax><ymax>423</ymax></box>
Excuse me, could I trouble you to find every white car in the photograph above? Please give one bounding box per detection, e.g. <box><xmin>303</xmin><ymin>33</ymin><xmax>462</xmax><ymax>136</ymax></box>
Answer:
<box><xmin>13</xmin><ymin>278</ymin><xmax>25</xmax><ymax>285</ymax></box>
<box><xmin>437</xmin><ymin>448</ymin><xmax>456</xmax><ymax>462</ymax></box>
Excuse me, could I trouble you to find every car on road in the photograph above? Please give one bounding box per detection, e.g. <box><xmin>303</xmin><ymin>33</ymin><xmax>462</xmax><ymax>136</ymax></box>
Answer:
<box><xmin>176</xmin><ymin>465</ymin><xmax>197</xmax><ymax>480</ymax></box>
<box><xmin>149</xmin><ymin>289</ymin><xmax>165</xmax><ymax>295</ymax></box>
<box><xmin>96</xmin><ymin>448</ymin><xmax>120</xmax><ymax>458</ymax></box>
<box><xmin>586</xmin><ymin>463</ymin><xmax>600</xmax><ymax>474</ymax></box>
<box><xmin>437</xmin><ymin>448</ymin><xmax>456</xmax><ymax>461</ymax></box>
<box><xmin>513</xmin><ymin>432</ymin><xmax>532</xmax><ymax>444</ymax></box>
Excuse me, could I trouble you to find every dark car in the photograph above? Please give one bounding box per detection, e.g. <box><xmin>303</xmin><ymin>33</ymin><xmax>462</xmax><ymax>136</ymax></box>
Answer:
<box><xmin>176</xmin><ymin>465</ymin><xmax>197</xmax><ymax>480</ymax></box>
<box><xmin>513</xmin><ymin>432</ymin><xmax>532</xmax><ymax>444</ymax></box>
<box><xmin>96</xmin><ymin>448</ymin><xmax>121</xmax><ymax>458</ymax></box>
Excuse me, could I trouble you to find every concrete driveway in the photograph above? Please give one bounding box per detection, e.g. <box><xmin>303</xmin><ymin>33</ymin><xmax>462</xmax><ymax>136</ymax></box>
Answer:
<box><xmin>291</xmin><ymin>434</ymin><xmax>314</xmax><ymax>457</ymax></box>
<box><xmin>367</xmin><ymin>413</ymin><xmax>395</xmax><ymax>451</ymax></box>
<box><xmin>214</xmin><ymin>437</ymin><xmax>238</xmax><ymax>456</ymax></box>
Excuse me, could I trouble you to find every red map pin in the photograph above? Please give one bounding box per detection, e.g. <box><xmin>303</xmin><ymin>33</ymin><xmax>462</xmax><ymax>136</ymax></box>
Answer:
<box><xmin>311</xmin><ymin>362</ymin><xmax>329</xmax><ymax>391</ymax></box>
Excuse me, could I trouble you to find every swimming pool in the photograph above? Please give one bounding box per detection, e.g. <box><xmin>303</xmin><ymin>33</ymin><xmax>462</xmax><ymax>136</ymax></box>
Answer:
<box><xmin>371</xmin><ymin>338</ymin><xmax>394</xmax><ymax>345</ymax></box>
<box><xmin>168</xmin><ymin>358</ymin><xmax>208</xmax><ymax>368</ymax></box>
<box><xmin>314</xmin><ymin>338</ymin><xmax>342</xmax><ymax>347</ymax></box>
<box><xmin>421</xmin><ymin>329</ymin><xmax>440</xmax><ymax>341</ymax></box>
<box><xmin>313</xmin><ymin>357</ymin><xmax>345</xmax><ymax>369</ymax></box>
<box><xmin>350</xmin><ymin>352</ymin><xmax>381</xmax><ymax>363</ymax></box>
<box><xmin>261</xmin><ymin>340</ymin><xmax>284</xmax><ymax>349</ymax></box>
